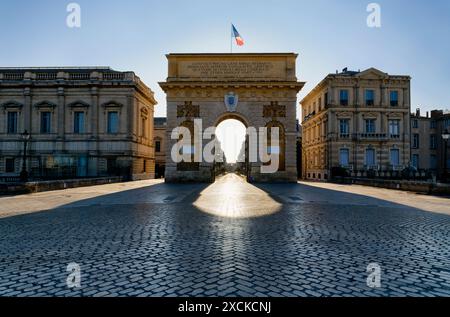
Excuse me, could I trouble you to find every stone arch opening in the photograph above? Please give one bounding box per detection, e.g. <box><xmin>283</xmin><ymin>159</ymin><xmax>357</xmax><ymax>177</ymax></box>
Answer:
<box><xmin>214</xmin><ymin>116</ymin><xmax>248</xmax><ymax>180</ymax></box>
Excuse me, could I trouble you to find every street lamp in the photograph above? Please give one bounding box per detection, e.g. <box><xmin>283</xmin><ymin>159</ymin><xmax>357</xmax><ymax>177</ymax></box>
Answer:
<box><xmin>442</xmin><ymin>129</ymin><xmax>450</xmax><ymax>183</ymax></box>
<box><xmin>20</xmin><ymin>130</ymin><xmax>31</xmax><ymax>182</ymax></box>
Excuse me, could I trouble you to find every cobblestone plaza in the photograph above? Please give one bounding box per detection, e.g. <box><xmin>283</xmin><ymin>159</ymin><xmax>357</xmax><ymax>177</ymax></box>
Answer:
<box><xmin>0</xmin><ymin>174</ymin><xmax>449</xmax><ymax>297</ymax></box>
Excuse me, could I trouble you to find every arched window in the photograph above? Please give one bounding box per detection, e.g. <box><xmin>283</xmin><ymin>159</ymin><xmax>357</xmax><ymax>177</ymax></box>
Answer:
<box><xmin>265</xmin><ymin>121</ymin><xmax>286</xmax><ymax>171</ymax></box>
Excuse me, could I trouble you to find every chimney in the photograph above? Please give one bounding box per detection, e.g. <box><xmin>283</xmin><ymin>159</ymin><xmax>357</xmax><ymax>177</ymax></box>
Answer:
<box><xmin>416</xmin><ymin>108</ymin><xmax>420</xmax><ymax>117</ymax></box>
<box><xmin>426</xmin><ymin>111</ymin><xmax>429</xmax><ymax>118</ymax></box>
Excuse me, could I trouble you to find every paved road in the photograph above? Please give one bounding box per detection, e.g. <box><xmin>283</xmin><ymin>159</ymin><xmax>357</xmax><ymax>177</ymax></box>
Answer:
<box><xmin>0</xmin><ymin>174</ymin><xmax>449</xmax><ymax>297</ymax></box>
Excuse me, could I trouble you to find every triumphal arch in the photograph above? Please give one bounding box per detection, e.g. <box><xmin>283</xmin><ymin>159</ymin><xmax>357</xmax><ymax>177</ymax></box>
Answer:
<box><xmin>159</xmin><ymin>53</ymin><xmax>305</xmax><ymax>183</ymax></box>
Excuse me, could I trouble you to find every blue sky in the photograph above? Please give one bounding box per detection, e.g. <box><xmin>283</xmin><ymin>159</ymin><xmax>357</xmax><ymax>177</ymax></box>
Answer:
<box><xmin>1</xmin><ymin>0</ymin><xmax>449</xmax><ymax>118</ymax></box>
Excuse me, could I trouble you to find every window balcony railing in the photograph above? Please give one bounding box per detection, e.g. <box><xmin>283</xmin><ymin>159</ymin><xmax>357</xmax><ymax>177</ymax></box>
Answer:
<box><xmin>339</xmin><ymin>133</ymin><xmax>350</xmax><ymax>139</ymax></box>
<box><xmin>3</xmin><ymin>73</ymin><xmax>24</xmax><ymax>81</ymax></box>
<box><xmin>356</xmin><ymin>133</ymin><xmax>387</xmax><ymax>140</ymax></box>
<box><xmin>36</xmin><ymin>73</ymin><xmax>57</xmax><ymax>80</ymax></box>
<box><xmin>69</xmin><ymin>73</ymin><xmax>90</xmax><ymax>80</ymax></box>
<box><xmin>364</xmin><ymin>164</ymin><xmax>380</xmax><ymax>171</ymax></box>
<box><xmin>340</xmin><ymin>164</ymin><xmax>353</xmax><ymax>171</ymax></box>
<box><xmin>389</xmin><ymin>134</ymin><xmax>400</xmax><ymax>139</ymax></box>
<box><xmin>389</xmin><ymin>165</ymin><xmax>404</xmax><ymax>171</ymax></box>
<box><xmin>103</xmin><ymin>73</ymin><xmax>125</xmax><ymax>81</ymax></box>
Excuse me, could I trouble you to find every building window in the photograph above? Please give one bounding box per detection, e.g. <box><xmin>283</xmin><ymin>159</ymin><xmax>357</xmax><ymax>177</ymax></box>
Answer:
<box><xmin>412</xmin><ymin>154</ymin><xmax>419</xmax><ymax>168</ymax></box>
<box><xmin>365</xmin><ymin>90</ymin><xmax>375</xmax><ymax>106</ymax></box>
<box><xmin>141</xmin><ymin>117</ymin><xmax>147</xmax><ymax>137</ymax></box>
<box><xmin>40</xmin><ymin>111</ymin><xmax>51</xmax><ymax>134</ymax></box>
<box><xmin>155</xmin><ymin>140</ymin><xmax>161</xmax><ymax>153</ymax></box>
<box><xmin>5</xmin><ymin>158</ymin><xmax>15</xmax><ymax>173</ymax></box>
<box><xmin>430</xmin><ymin>120</ymin><xmax>437</xmax><ymax>129</ymax></box>
<box><xmin>390</xmin><ymin>149</ymin><xmax>400</xmax><ymax>166</ymax></box>
<box><xmin>73</xmin><ymin>111</ymin><xmax>85</xmax><ymax>134</ymax></box>
<box><xmin>413</xmin><ymin>134</ymin><xmax>420</xmax><ymax>149</ymax></box>
<box><xmin>339</xmin><ymin>90</ymin><xmax>349</xmax><ymax>106</ymax></box>
<box><xmin>339</xmin><ymin>119</ymin><xmax>350</xmax><ymax>135</ymax></box>
<box><xmin>390</xmin><ymin>91</ymin><xmax>399</xmax><ymax>107</ymax></box>
<box><xmin>143</xmin><ymin>159</ymin><xmax>147</xmax><ymax>173</ymax></box>
<box><xmin>412</xmin><ymin>119</ymin><xmax>418</xmax><ymax>128</ymax></box>
<box><xmin>389</xmin><ymin>120</ymin><xmax>400</xmax><ymax>136</ymax></box>
<box><xmin>365</xmin><ymin>148</ymin><xmax>376</xmax><ymax>166</ymax></box>
<box><xmin>365</xmin><ymin>119</ymin><xmax>376</xmax><ymax>133</ymax></box>
<box><xmin>339</xmin><ymin>148</ymin><xmax>349</xmax><ymax>166</ymax></box>
<box><xmin>107</xmin><ymin>111</ymin><xmax>119</xmax><ymax>134</ymax></box>
<box><xmin>324</xmin><ymin>92</ymin><xmax>329</xmax><ymax>106</ymax></box>
<box><xmin>430</xmin><ymin>155</ymin><xmax>437</xmax><ymax>169</ymax></box>
<box><xmin>445</xmin><ymin>118</ymin><xmax>450</xmax><ymax>129</ymax></box>
<box><xmin>430</xmin><ymin>135</ymin><xmax>437</xmax><ymax>149</ymax></box>
<box><xmin>7</xmin><ymin>112</ymin><xmax>18</xmax><ymax>134</ymax></box>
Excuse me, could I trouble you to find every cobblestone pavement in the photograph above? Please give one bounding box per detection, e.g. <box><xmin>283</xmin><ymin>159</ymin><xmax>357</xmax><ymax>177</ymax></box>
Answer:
<box><xmin>0</xmin><ymin>174</ymin><xmax>449</xmax><ymax>297</ymax></box>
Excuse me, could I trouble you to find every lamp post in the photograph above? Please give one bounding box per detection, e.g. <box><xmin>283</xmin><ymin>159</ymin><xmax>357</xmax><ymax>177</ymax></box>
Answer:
<box><xmin>442</xmin><ymin>129</ymin><xmax>450</xmax><ymax>183</ymax></box>
<box><xmin>20</xmin><ymin>130</ymin><xmax>30</xmax><ymax>182</ymax></box>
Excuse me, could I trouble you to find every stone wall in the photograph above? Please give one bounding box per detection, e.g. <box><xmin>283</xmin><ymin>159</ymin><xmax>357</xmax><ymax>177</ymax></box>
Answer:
<box><xmin>332</xmin><ymin>177</ymin><xmax>450</xmax><ymax>195</ymax></box>
<box><xmin>0</xmin><ymin>176</ymin><xmax>126</xmax><ymax>195</ymax></box>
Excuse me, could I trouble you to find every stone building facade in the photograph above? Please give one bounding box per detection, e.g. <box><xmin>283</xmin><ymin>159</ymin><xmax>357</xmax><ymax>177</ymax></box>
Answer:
<box><xmin>431</xmin><ymin>110</ymin><xmax>450</xmax><ymax>179</ymax></box>
<box><xmin>154</xmin><ymin>117</ymin><xmax>167</xmax><ymax>178</ymax></box>
<box><xmin>301</xmin><ymin>68</ymin><xmax>411</xmax><ymax>180</ymax></box>
<box><xmin>296</xmin><ymin>119</ymin><xmax>302</xmax><ymax>179</ymax></box>
<box><xmin>159</xmin><ymin>53</ymin><xmax>305</xmax><ymax>183</ymax></box>
<box><xmin>0</xmin><ymin>67</ymin><xmax>157</xmax><ymax>180</ymax></box>
<box><xmin>410</xmin><ymin>109</ymin><xmax>438</xmax><ymax>171</ymax></box>
<box><xmin>411</xmin><ymin>108</ymin><xmax>450</xmax><ymax>178</ymax></box>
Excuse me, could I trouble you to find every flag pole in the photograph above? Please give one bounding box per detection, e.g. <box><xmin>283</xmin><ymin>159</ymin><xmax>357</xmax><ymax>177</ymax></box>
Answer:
<box><xmin>230</xmin><ymin>24</ymin><xmax>233</xmax><ymax>54</ymax></box>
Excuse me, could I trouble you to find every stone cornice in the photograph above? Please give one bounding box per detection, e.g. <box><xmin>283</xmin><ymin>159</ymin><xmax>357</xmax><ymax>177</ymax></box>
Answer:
<box><xmin>34</xmin><ymin>100</ymin><xmax>57</xmax><ymax>109</ymax></box>
<box><xmin>68</xmin><ymin>100</ymin><xmax>90</xmax><ymax>108</ymax></box>
<box><xmin>0</xmin><ymin>68</ymin><xmax>157</xmax><ymax>106</ymax></box>
<box><xmin>101</xmin><ymin>101</ymin><xmax>124</xmax><ymax>109</ymax></box>
<box><xmin>159</xmin><ymin>81</ymin><xmax>305</xmax><ymax>91</ymax></box>
<box><xmin>1</xmin><ymin>100</ymin><xmax>23</xmax><ymax>110</ymax></box>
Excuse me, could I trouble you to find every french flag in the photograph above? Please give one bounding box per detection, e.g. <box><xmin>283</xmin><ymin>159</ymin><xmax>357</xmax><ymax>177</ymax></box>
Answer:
<box><xmin>232</xmin><ymin>24</ymin><xmax>244</xmax><ymax>46</ymax></box>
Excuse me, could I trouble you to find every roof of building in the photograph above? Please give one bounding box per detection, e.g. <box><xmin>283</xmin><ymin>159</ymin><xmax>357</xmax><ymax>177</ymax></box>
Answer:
<box><xmin>0</xmin><ymin>67</ymin><xmax>157</xmax><ymax>105</ymax></box>
<box><xmin>0</xmin><ymin>67</ymin><xmax>124</xmax><ymax>73</ymax></box>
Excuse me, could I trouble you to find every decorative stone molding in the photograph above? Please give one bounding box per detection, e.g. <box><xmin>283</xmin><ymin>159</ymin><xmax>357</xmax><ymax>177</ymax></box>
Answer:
<box><xmin>140</xmin><ymin>107</ymin><xmax>149</xmax><ymax>119</ymax></box>
<box><xmin>34</xmin><ymin>101</ymin><xmax>57</xmax><ymax>110</ymax></box>
<box><xmin>177</xmin><ymin>101</ymin><xmax>200</xmax><ymax>118</ymax></box>
<box><xmin>101</xmin><ymin>101</ymin><xmax>124</xmax><ymax>109</ymax></box>
<box><xmin>362</xmin><ymin>112</ymin><xmax>378</xmax><ymax>118</ymax></box>
<box><xmin>386</xmin><ymin>112</ymin><xmax>403</xmax><ymax>118</ymax></box>
<box><xmin>336</xmin><ymin>111</ymin><xmax>353</xmax><ymax>118</ymax></box>
<box><xmin>68</xmin><ymin>100</ymin><xmax>90</xmax><ymax>109</ymax></box>
<box><xmin>263</xmin><ymin>101</ymin><xmax>286</xmax><ymax>118</ymax></box>
<box><xmin>2</xmin><ymin>101</ymin><xmax>23</xmax><ymax>110</ymax></box>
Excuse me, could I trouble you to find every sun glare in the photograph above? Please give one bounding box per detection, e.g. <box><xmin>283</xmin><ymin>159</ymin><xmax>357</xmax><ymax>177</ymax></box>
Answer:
<box><xmin>215</xmin><ymin>119</ymin><xmax>247</xmax><ymax>163</ymax></box>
